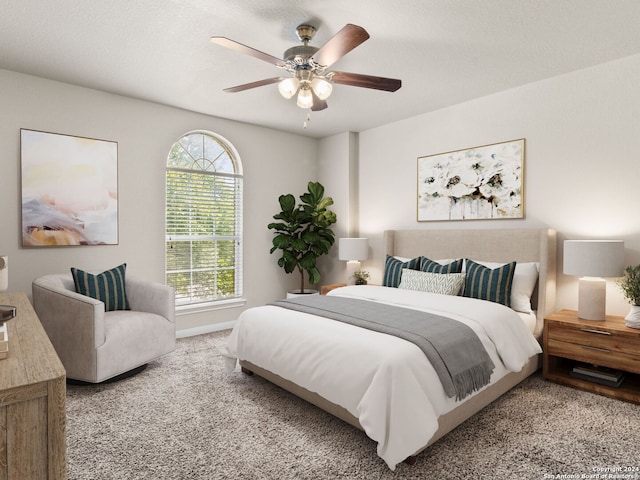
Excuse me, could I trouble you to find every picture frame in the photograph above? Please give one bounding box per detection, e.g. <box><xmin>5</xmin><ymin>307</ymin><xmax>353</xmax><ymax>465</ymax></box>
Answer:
<box><xmin>417</xmin><ymin>138</ymin><xmax>524</xmax><ymax>222</ymax></box>
<box><xmin>20</xmin><ymin>129</ymin><xmax>119</xmax><ymax>246</ymax></box>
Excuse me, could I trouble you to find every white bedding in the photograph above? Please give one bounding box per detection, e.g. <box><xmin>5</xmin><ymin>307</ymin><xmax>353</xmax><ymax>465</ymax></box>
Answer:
<box><xmin>224</xmin><ymin>285</ymin><xmax>542</xmax><ymax>470</ymax></box>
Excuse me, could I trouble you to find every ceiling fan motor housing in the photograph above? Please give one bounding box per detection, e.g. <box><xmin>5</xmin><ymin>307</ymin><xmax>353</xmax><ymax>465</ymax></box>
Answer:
<box><xmin>283</xmin><ymin>45</ymin><xmax>319</xmax><ymax>67</ymax></box>
<box><xmin>295</xmin><ymin>24</ymin><xmax>316</xmax><ymax>42</ymax></box>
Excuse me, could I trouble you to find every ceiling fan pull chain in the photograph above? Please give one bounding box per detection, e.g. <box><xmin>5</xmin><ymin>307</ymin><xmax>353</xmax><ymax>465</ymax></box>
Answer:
<box><xmin>303</xmin><ymin>112</ymin><xmax>311</xmax><ymax>129</ymax></box>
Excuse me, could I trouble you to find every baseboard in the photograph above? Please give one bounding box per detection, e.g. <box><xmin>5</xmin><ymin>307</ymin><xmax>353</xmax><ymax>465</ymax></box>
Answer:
<box><xmin>176</xmin><ymin>320</ymin><xmax>236</xmax><ymax>338</ymax></box>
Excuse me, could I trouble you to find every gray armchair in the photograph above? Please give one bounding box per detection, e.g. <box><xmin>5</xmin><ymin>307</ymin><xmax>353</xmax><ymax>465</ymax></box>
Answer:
<box><xmin>32</xmin><ymin>273</ymin><xmax>176</xmax><ymax>383</ymax></box>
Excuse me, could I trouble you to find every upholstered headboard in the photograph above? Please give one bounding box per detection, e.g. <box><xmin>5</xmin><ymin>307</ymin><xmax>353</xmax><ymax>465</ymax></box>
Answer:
<box><xmin>383</xmin><ymin>228</ymin><xmax>557</xmax><ymax>337</ymax></box>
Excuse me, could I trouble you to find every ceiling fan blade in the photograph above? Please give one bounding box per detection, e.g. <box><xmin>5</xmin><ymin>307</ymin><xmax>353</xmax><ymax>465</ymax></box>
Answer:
<box><xmin>310</xmin><ymin>90</ymin><xmax>328</xmax><ymax>111</ymax></box>
<box><xmin>211</xmin><ymin>37</ymin><xmax>286</xmax><ymax>67</ymax></box>
<box><xmin>312</xmin><ymin>24</ymin><xmax>370</xmax><ymax>69</ymax></box>
<box><xmin>223</xmin><ymin>77</ymin><xmax>283</xmax><ymax>93</ymax></box>
<box><xmin>330</xmin><ymin>71</ymin><xmax>402</xmax><ymax>92</ymax></box>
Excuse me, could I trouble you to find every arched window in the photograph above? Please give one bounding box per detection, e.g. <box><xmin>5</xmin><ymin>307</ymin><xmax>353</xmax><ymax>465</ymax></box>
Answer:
<box><xmin>165</xmin><ymin>131</ymin><xmax>243</xmax><ymax>306</ymax></box>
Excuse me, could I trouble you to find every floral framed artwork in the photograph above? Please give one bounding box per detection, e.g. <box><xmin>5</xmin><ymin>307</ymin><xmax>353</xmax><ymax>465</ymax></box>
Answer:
<box><xmin>21</xmin><ymin>129</ymin><xmax>119</xmax><ymax>246</ymax></box>
<box><xmin>417</xmin><ymin>138</ymin><xmax>524</xmax><ymax>221</ymax></box>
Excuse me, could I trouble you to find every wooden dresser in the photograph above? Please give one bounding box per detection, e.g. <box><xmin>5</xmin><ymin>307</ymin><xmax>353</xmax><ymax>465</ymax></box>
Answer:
<box><xmin>0</xmin><ymin>292</ymin><xmax>66</xmax><ymax>479</ymax></box>
<box><xmin>543</xmin><ymin>309</ymin><xmax>640</xmax><ymax>404</ymax></box>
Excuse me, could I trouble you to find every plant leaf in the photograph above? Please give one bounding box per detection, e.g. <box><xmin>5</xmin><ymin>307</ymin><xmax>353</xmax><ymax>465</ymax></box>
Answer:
<box><xmin>278</xmin><ymin>194</ymin><xmax>296</xmax><ymax>215</ymax></box>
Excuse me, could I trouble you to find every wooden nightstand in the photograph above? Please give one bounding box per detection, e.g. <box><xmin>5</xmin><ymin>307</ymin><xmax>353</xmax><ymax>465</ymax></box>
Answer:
<box><xmin>320</xmin><ymin>283</ymin><xmax>347</xmax><ymax>295</ymax></box>
<box><xmin>543</xmin><ymin>309</ymin><xmax>640</xmax><ymax>404</ymax></box>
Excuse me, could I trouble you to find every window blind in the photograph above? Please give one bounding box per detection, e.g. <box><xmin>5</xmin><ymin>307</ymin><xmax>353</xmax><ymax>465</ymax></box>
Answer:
<box><xmin>166</xmin><ymin>167</ymin><xmax>243</xmax><ymax>305</ymax></box>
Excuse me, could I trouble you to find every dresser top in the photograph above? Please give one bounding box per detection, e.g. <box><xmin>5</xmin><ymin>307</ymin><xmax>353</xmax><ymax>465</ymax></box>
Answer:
<box><xmin>0</xmin><ymin>292</ymin><xmax>65</xmax><ymax>391</ymax></box>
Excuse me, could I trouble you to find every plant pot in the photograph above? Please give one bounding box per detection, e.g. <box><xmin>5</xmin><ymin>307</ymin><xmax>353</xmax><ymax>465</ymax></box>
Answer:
<box><xmin>286</xmin><ymin>289</ymin><xmax>319</xmax><ymax>299</ymax></box>
<box><xmin>625</xmin><ymin>305</ymin><xmax>640</xmax><ymax>328</ymax></box>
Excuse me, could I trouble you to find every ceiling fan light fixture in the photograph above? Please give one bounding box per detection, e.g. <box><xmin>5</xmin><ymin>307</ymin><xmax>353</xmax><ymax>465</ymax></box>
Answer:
<box><xmin>296</xmin><ymin>85</ymin><xmax>314</xmax><ymax>109</ymax></box>
<box><xmin>213</xmin><ymin>23</ymin><xmax>402</xmax><ymax>115</ymax></box>
<box><xmin>278</xmin><ymin>77</ymin><xmax>300</xmax><ymax>99</ymax></box>
<box><xmin>311</xmin><ymin>77</ymin><xmax>333</xmax><ymax>100</ymax></box>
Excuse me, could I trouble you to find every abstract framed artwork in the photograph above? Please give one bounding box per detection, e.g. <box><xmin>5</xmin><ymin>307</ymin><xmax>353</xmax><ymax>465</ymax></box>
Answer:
<box><xmin>417</xmin><ymin>138</ymin><xmax>524</xmax><ymax>222</ymax></box>
<box><xmin>21</xmin><ymin>129</ymin><xmax>119</xmax><ymax>246</ymax></box>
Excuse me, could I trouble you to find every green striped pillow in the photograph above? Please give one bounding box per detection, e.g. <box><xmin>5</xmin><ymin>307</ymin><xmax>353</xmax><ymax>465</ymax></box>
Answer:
<box><xmin>71</xmin><ymin>263</ymin><xmax>130</xmax><ymax>311</ymax></box>
<box><xmin>383</xmin><ymin>255</ymin><xmax>421</xmax><ymax>288</ymax></box>
<box><xmin>420</xmin><ymin>257</ymin><xmax>463</xmax><ymax>274</ymax></box>
<box><xmin>463</xmin><ymin>259</ymin><xmax>516</xmax><ymax>307</ymax></box>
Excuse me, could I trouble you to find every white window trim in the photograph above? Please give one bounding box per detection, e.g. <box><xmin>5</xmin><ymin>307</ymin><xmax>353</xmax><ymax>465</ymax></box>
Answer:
<box><xmin>175</xmin><ymin>297</ymin><xmax>247</xmax><ymax>316</ymax></box>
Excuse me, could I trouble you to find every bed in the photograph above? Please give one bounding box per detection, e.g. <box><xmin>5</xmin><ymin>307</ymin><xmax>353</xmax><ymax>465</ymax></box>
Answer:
<box><xmin>224</xmin><ymin>228</ymin><xmax>557</xmax><ymax>470</ymax></box>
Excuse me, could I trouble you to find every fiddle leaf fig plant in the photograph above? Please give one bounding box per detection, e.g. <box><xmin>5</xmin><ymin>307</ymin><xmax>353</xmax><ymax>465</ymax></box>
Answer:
<box><xmin>268</xmin><ymin>181</ymin><xmax>337</xmax><ymax>293</ymax></box>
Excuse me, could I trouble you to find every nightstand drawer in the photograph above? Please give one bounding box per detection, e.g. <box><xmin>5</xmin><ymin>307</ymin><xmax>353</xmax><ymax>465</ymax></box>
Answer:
<box><xmin>547</xmin><ymin>322</ymin><xmax>639</xmax><ymax>355</ymax></box>
<box><xmin>547</xmin><ymin>338</ymin><xmax>640</xmax><ymax>374</ymax></box>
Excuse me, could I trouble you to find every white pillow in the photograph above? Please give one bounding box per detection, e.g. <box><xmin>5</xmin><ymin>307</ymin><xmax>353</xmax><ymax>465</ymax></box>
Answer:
<box><xmin>466</xmin><ymin>260</ymin><xmax>539</xmax><ymax>313</ymax></box>
<box><xmin>398</xmin><ymin>269</ymin><xmax>466</xmax><ymax>296</ymax></box>
<box><xmin>393</xmin><ymin>257</ymin><xmax>455</xmax><ymax>265</ymax></box>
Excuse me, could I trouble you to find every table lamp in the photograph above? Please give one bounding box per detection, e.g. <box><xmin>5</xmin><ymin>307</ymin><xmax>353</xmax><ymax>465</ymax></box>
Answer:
<box><xmin>338</xmin><ymin>238</ymin><xmax>368</xmax><ymax>285</ymax></box>
<box><xmin>563</xmin><ymin>240</ymin><xmax>624</xmax><ymax>321</ymax></box>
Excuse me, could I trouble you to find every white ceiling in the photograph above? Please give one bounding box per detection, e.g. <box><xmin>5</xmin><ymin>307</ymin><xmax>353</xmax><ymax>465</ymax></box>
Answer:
<box><xmin>2</xmin><ymin>0</ymin><xmax>640</xmax><ymax>138</ymax></box>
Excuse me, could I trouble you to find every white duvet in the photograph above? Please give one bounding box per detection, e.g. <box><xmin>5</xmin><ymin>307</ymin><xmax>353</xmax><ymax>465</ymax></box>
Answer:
<box><xmin>223</xmin><ymin>286</ymin><xmax>542</xmax><ymax>470</ymax></box>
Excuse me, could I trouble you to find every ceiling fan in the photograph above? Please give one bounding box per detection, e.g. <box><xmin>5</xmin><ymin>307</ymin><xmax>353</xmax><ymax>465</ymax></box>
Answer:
<box><xmin>211</xmin><ymin>23</ymin><xmax>402</xmax><ymax>111</ymax></box>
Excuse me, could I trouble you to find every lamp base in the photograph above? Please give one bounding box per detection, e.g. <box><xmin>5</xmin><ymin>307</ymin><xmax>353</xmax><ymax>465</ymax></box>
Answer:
<box><xmin>345</xmin><ymin>261</ymin><xmax>361</xmax><ymax>286</ymax></box>
<box><xmin>577</xmin><ymin>277</ymin><xmax>606</xmax><ymax>321</ymax></box>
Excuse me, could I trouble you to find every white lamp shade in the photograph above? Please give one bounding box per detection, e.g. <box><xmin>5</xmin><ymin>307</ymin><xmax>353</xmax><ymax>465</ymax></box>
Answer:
<box><xmin>278</xmin><ymin>77</ymin><xmax>300</xmax><ymax>99</ymax></box>
<box><xmin>563</xmin><ymin>240</ymin><xmax>624</xmax><ymax>278</ymax></box>
<box><xmin>311</xmin><ymin>77</ymin><xmax>333</xmax><ymax>100</ymax></box>
<box><xmin>339</xmin><ymin>238</ymin><xmax>368</xmax><ymax>261</ymax></box>
<box><xmin>296</xmin><ymin>86</ymin><xmax>313</xmax><ymax>108</ymax></box>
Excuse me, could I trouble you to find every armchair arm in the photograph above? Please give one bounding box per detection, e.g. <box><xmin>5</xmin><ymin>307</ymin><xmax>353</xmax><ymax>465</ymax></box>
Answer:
<box><xmin>32</xmin><ymin>274</ymin><xmax>106</xmax><ymax>351</ymax></box>
<box><xmin>125</xmin><ymin>275</ymin><xmax>175</xmax><ymax>323</ymax></box>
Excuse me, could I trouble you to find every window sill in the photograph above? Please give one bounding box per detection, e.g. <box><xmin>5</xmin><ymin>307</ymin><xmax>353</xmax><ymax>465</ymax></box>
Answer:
<box><xmin>176</xmin><ymin>298</ymin><xmax>247</xmax><ymax>316</ymax></box>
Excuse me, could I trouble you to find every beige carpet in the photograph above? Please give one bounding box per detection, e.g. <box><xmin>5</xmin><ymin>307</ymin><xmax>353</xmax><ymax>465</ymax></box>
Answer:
<box><xmin>67</xmin><ymin>330</ymin><xmax>640</xmax><ymax>480</ymax></box>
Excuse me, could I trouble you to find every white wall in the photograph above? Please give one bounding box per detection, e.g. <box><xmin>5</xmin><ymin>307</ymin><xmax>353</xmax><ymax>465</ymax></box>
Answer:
<box><xmin>0</xmin><ymin>69</ymin><xmax>317</xmax><ymax>331</ymax></box>
<box><xmin>317</xmin><ymin>131</ymin><xmax>360</xmax><ymax>285</ymax></box>
<box><xmin>357</xmin><ymin>54</ymin><xmax>640</xmax><ymax>317</ymax></box>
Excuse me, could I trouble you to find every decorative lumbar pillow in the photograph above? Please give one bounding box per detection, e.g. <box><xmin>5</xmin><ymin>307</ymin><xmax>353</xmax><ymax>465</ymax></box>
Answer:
<box><xmin>471</xmin><ymin>261</ymin><xmax>539</xmax><ymax>313</ymax></box>
<box><xmin>399</xmin><ymin>269</ymin><xmax>466</xmax><ymax>296</ymax></box>
<box><xmin>71</xmin><ymin>263</ymin><xmax>130</xmax><ymax>311</ymax></box>
<box><xmin>383</xmin><ymin>255</ymin><xmax>420</xmax><ymax>288</ymax></box>
<box><xmin>420</xmin><ymin>257</ymin><xmax>463</xmax><ymax>274</ymax></box>
<box><xmin>463</xmin><ymin>259</ymin><xmax>516</xmax><ymax>307</ymax></box>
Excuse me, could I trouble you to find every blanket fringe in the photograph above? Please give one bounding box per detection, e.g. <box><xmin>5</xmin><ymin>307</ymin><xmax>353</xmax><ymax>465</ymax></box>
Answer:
<box><xmin>453</xmin><ymin>364</ymin><xmax>493</xmax><ymax>401</ymax></box>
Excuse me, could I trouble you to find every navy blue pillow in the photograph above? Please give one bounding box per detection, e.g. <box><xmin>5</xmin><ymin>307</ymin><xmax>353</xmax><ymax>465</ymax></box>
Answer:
<box><xmin>463</xmin><ymin>259</ymin><xmax>516</xmax><ymax>307</ymax></box>
<box><xmin>420</xmin><ymin>257</ymin><xmax>463</xmax><ymax>274</ymax></box>
<box><xmin>71</xmin><ymin>263</ymin><xmax>130</xmax><ymax>311</ymax></box>
<box><xmin>383</xmin><ymin>256</ymin><xmax>421</xmax><ymax>288</ymax></box>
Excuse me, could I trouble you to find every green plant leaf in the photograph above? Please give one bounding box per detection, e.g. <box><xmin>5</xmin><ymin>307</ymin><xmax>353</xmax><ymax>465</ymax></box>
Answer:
<box><xmin>290</xmin><ymin>237</ymin><xmax>307</xmax><ymax>251</ymax></box>
<box><xmin>307</xmin><ymin>181</ymin><xmax>324</xmax><ymax>201</ymax></box>
<box><xmin>307</xmin><ymin>266</ymin><xmax>321</xmax><ymax>285</ymax></box>
<box><xmin>302</xmin><ymin>230</ymin><xmax>320</xmax><ymax>245</ymax></box>
<box><xmin>271</xmin><ymin>234</ymin><xmax>291</xmax><ymax>249</ymax></box>
<box><xmin>279</xmin><ymin>194</ymin><xmax>296</xmax><ymax>215</ymax></box>
<box><xmin>282</xmin><ymin>250</ymin><xmax>298</xmax><ymax>274</ymax></box>
<box><xmin>299</xmin><ymin>251</ymin><xmax>317</xmax><ymax>269</ymax></box>
<box><xmin>267</xmin><ymin>221</ymin><xmax>288</xmax><ymax>231</ymax></box>
<box><xmin>317</xmin><ymin>197</ymin><xmax>334</xmax><ymax>210</ymax></box>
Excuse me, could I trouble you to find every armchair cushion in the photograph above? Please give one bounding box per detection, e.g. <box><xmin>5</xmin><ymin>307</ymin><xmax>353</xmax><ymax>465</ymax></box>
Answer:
<box><xmin>71</xmin><ymin>263</ymin><xmax>130</xmax><ymax>311</ymax></box>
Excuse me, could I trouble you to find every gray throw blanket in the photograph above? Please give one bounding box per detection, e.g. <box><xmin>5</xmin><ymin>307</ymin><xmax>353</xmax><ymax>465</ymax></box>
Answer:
<box><xmin>271</xmin><ymin>295</ymin><xmax>495</xmax><ymax>400</ymax></box>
